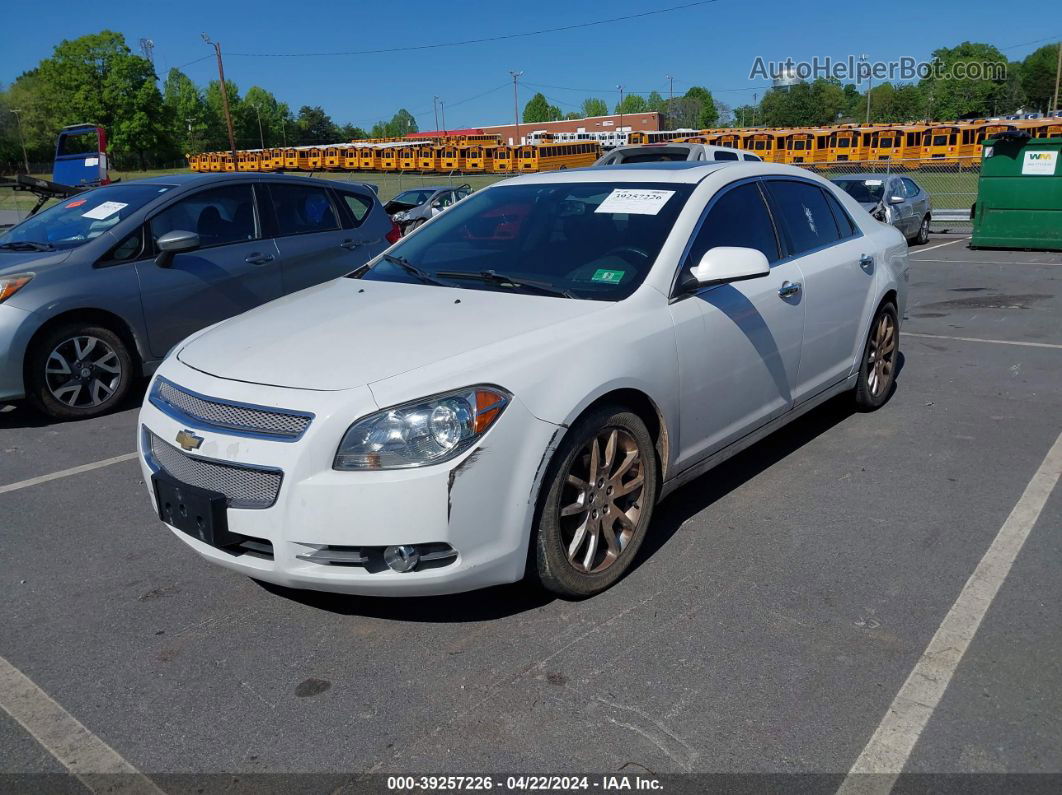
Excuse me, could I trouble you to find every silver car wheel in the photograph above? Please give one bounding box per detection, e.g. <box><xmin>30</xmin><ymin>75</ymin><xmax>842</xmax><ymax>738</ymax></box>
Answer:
<box><xmin>45</xmin><ymin>335</ymin><xmax>123</xmax><ymax>408</ymax></box>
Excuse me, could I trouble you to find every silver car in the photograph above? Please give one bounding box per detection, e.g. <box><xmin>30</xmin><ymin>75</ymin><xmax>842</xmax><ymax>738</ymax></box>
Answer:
<box><xmin>832</xmin><ymin>173</ymin><xmax>932</xmax><ymax>245</ymax></box>
<box><xmin>594</xmin><ymin>143</ymin><xmax>763</xmax><ymax>166</ymax></box>
<box><xmin>0</xmin><ymin>173</ymin><xmax>395</xmax><ymax>419</ymax></box>
<box><xmin>384</xmin><ymin>184</ymin><xmax>471</xmax><ymax>233</ymax></box>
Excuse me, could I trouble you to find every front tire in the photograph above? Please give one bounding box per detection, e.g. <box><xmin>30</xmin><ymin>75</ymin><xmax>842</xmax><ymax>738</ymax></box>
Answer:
<box><xmin>26</xmin><ymin>323</ymin><xmax>133</xmax><ymax>420</ymax></box>
<box><xmin>533</xmin><ymin>406</ymin><xmax>658</xmax><ymax>598</ymax></box>
<box><xmin>911</xmin><ymin>215</ymin><xmax>930</xmax><ymax>245</ymax></box>
<box><xmin>854</xmin><ymin>302</ymin><xmax>898</xmax><ymax>411</ymax></box>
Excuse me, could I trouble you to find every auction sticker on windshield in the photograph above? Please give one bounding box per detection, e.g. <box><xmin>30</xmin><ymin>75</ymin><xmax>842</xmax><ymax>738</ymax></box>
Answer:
<box><xmin>82</xmin><ymin>201</ymin><xmax>128</xmax><ymax>220</ymax></box>
<box><xmin>595</xmin><ymin>188</ymin><xmax>675</xmax><ymax>215</ymax></box>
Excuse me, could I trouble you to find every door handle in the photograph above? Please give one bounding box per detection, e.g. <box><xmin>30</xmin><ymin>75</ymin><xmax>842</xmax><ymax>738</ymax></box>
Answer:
<box><xmin>340</xmin><ymin>239</ymin><xmax>363</xmax><ymax>250</ymax></box>
<box><xmin>244</xmin><ymin>252</ymin><xmax>274</xmax><ymax>265</ymax></box>
<box><xmin>778</xmin><ymin>281</ymin><xmax>801</xmax><ymax>299</ymax></box>
<box><xmin>859</xmin><ymin>254</ymin><xmax>874</xmax><ymax>270</ymax></box>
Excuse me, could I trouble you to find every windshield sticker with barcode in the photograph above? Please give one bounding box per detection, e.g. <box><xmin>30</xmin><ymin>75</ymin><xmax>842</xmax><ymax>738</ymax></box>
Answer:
<box><xmin>82</xmin><ymin>201</ymin><xmax>128</xmax><ymax>220</ymax></box>
<box><xmin>595</xmin><ymin>189</ymin><xmax>675</xmax><ymax>215</ymax></box>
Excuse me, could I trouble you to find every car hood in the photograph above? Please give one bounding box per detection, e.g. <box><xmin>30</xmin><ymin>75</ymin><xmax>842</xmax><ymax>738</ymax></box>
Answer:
<box><xmin>178</xmin><ymin>278</ymin><xmax>607</xmax><ymax>391</ymax></box>
<box><xmin>858</xmin><ymin>200</ymin><xmax>883</xmax><ymax>212</ymax></box>
<box><xmin>0</xmin><ymin>248</ymin><xmax>73</xmax><ymax>275</ymax></box>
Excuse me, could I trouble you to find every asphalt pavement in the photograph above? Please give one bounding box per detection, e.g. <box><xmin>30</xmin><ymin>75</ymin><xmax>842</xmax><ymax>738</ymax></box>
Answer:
<box><xmin>0</xmin><ymin>236</ymin><xmax>1059</xmax><ymax>791</ymax></box>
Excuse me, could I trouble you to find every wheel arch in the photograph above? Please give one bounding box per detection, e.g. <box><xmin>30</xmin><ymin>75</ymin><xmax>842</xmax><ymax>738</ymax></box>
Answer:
<box><xmin>24</xmin><ymin>307</ymin><xmax>145</xmax><ymax>380</ymax></box>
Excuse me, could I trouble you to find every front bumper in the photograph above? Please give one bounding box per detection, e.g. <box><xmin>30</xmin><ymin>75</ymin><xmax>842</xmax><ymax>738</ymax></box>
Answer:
<box><xmin>0</xmin><ymin>303</ymin><xmax>36</xmax><ymax>402</ymax></box>
<box><xmin>137</xmin><ymin>361</ymin><xmax>562</xmax><ymax>596</ymax></box>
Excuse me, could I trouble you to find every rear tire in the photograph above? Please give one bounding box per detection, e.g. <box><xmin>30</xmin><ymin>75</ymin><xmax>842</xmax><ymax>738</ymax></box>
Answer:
<box><xmin>26</xmin><ymin>323</ymin><xmax>134</xmax><ymax>420</ymax></box>
<box><xmin>854</xmin><ymin>302</ymin><xmax>898</xmax><ymax>411</ymax></box>
<box><xmin>911</xmin><ymin>215</ymin><xmax>930</xmax><ymax>245</ymax></box>
<box><xmin>532</xmin><ymin>405</ymin><xmax>658</xmax><ymax>598</ymax></box>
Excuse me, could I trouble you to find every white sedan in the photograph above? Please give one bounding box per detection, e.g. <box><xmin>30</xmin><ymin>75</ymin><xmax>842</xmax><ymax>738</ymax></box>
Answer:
<box><xmin>138</xmin><ymin>162</ymin><xmax>908</xmax><ymax>598</ymax></box>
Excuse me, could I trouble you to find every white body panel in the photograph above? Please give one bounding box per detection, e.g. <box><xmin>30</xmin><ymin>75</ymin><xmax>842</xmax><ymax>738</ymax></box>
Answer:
<box><xmin>138</xmin><ymin>163</ymin><xmax>908</xmax><ymax>596</ymax></box>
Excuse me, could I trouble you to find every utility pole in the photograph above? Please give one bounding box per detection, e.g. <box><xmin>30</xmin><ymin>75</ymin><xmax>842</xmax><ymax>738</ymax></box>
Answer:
<box><xmin>433</xmin><ymin>97</ymin><xmax>440</xmax><ymax>134</ymax></box>
<box><xmin>10</xmin><ymin>108</ymin><xmax>30</xmax><ymax>174</ymax></box>
<box><xmin>1053</xmin><ymin>40</ymin><xmax>1061</xmax><ymax>114</ymax></box>
<box><xmin>665</xmin><ymin>74</ymin><xmax>674</xmax><ymax>128</ymax></box>
<box><xmin>202</xmin><ymin>33</ymin><xmax>238</xmax><ymax>166</ymax></box>
<box><xmin>440</xmin><ymin>99</ymin><xmax>446</xmax><ymax>135</ymax></box>
<box><xmin>252</xmin><ymin>104</ymin><xmax>265</xmax><ymax>150</ymax></box>
<box><xmin>860</xmin><ymin>53</ymin><xmax>872</xmax><ymax>125</ymax></box>
<box><xmin>510</xmin><ymin>71</ymin><xmax>523</xmax><ymax>144</ymax></box>
<box><xmin>617</xmin><ymin>84</ymin><xmax>624</xmax><ymax>132</ymax></box>
<box><xmin>186</xmin><ymin>117</ymin><xmax>198</xmax><ymax>154</ymax></box>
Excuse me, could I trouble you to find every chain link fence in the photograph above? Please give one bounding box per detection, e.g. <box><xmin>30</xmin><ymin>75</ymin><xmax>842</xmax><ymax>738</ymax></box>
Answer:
<box><xmin>812</xmin><ymin>158</ymin><xmax>980</xmax><ymax>231</ymax></box>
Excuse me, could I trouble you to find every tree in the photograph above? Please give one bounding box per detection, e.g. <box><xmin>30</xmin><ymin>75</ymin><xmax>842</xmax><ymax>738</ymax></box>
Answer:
<box><xmin>337</xmin><ymin>123</ymin><xmax>369</xmax><ymax>141</ymax></box>
<box><xmin>759</xmin><ymin>79</ymin><xmax>845</xmax><ymax>127</ymax></box>
<box><xmin>1020</xmin><ymin>43</ymin><xmax>1060</xmax><ymax>112</ymax></box>
<box><xmin>919</xmin><ymin>42</ymin><xmax>1009</xmax><ymax>119</ymax></box>
<box><xmin>580</xmin><ymin>97</ymin><xmax>608</xmax><ymax>117</ymax></box>
<box><xmin>163</xmin><ymin>69</ymin><xmax>207</xmax><ymax>155</ymax></box>
<box><xmin>239</xmin><ymin>86</ymin><xmax>290</xmax><ymax>149</ymax></box>
<box><xmin>683</xmin><ymin>86</ymin><xmax>718</xmax><ymax>128</ymax></box>
<box><xmin>646</xmin><ymin>91</ymin><xmax>666</xmax><ymax>113</ymax></box>
<box><xmin>523</xmin><ymin>92</ymin><xmax>561</xmax><ymax>123</ymax></box>
<box><xmin>662</xmin><ymin>96</ymin><xmax>703</xmax><ymax>128</ymax></box>
<box><xmin>294</xmin><ymin>105</ymin><xmax>338</xmax><ymax>144</ymax></box>
<box><xmin>615</xmin><ymin>94</ymin><xmax>648</xmax><ymax>114</ymax></box>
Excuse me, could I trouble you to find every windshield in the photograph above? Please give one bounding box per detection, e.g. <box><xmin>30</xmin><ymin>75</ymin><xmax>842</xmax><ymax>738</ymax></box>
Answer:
<box><xmin>833</xmin><ymin>179</ymin><xmax>885</xmax><ymax>203</ymax></box>
<box><xmin>0</xmin><ymin>183</ymin><xmax>172</xmax><ymax>251</ymax></box>
<box><xmin>356</xmin><ymin>182</ymin><xmax>693</xmax><ymax>301</ymax></box>
<box><xmin>389</xmin><ymin>189</ymin><xmax>436</xmax><ymax>206</ymax></box>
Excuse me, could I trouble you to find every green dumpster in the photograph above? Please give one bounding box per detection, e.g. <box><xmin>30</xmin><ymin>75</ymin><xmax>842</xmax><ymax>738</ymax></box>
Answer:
<box><xmin>970</xmin><ymin>134</ymin><xmax>1062</xmax><ymax>251</ymax></box>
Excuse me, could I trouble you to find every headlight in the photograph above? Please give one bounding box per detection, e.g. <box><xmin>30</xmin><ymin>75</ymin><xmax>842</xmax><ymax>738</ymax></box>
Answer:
<box><xmin>0</xmin><ymin>273</ymin><xmax>33</xmax><ymax>304</ymax></box>
<box><xmin>393</xmin><ymin>211</ymin><xmax>408</xmax><ymax>222</ymax></box>
<box><xmin>334</xmin><ymin>385</ymin><xmax>510</xmax><ymax>470</ymax></box>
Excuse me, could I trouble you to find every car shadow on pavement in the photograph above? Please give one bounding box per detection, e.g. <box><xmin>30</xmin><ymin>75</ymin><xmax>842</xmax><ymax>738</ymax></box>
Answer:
<box><xmin>254</xmin><ymin>578</ymin><xmax>555</xmax><ymax>622</ymax></box>
<box><xmin>0</xmin><ymin>379</ymin><xmax>149</xmax><ymax>430</ymax></box>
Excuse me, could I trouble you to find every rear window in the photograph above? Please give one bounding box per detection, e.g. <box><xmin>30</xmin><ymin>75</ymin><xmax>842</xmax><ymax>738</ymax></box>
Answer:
<box><xmin>269</xmin><ymin>184</ymin><xmax>340</xmax><ymax>235</ymax></box>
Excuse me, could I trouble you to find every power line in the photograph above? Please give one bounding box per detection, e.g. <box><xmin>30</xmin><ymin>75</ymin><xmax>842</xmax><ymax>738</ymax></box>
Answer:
<box><xmin>226</xmin><ymin>1</ymin><xmax>723</xmax><ymax>57</ymax></box>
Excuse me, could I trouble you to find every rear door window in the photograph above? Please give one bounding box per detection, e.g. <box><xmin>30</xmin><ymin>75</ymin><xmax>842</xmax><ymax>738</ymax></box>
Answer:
<box><xmin>269</xmin><ymin>183</ymin><xmax>340</xmax><ymax>236</ymax></box>
<box><xmin>764</xmin><ymin>180</ymin><xmax>842</xmax><ymax>256</ymax></box>
<box><xmin>340</xmin><ymin>192</ymin><xmax>373</xmax><ymax>224</ymax></box>
<box><xmin>901</xmin><ymin>178</ymin><xmax>920</xmax><ymax>198</ymax></box>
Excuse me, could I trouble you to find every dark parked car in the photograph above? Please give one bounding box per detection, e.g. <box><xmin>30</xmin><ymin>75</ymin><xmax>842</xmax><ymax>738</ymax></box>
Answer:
<box><xmin>0</xmin><ymin>173</ymin><xmax>397</xmax><ymax>419</ymax></box>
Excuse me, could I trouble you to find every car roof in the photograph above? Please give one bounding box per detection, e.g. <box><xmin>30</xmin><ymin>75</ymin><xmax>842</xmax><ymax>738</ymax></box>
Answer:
<box><xmin>126</xmin><ymin>173</ymin><xmax>377</xmax><ymax>191</ymax></box>
<box><xmin>832</xmin><ymin>173</ymin><xmax>902</xmax><ymax>181</ymax></box>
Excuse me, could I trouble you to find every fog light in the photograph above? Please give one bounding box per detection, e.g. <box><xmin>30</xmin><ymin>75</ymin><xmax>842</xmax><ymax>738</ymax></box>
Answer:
<box><xmin>384</xmin><ymin>545</ymin><xmax>420</xmax><ymax>573</ymax></box>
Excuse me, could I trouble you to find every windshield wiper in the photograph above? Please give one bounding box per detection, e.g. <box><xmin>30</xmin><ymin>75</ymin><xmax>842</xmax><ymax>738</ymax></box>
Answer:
<box><xmin>435</xmin><ymin>270</ymin><xmax>575</xmax><ymax>299</ymax></box>
<box><xmin>369</xmin><ymin>254</ymin><xmax>448</xmax><ymax>286</ymax></box>
<box><xmin>0</xmin><ymin>241</ymin><xmax>53</xmax><ymax>252</ymax></box>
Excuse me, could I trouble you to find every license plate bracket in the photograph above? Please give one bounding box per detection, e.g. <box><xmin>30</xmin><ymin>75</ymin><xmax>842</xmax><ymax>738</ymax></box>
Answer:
<box><xmin>152</xmin><ymin>472</ymin><xmax>241</xmax><ymax>548</ymax></box>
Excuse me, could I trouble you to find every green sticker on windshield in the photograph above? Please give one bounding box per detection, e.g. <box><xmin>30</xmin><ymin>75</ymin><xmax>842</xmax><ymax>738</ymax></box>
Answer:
<box><xmin>591</xmin><ymin>269</ymin><xmax>625</xmax><ymax>284</ymax></box>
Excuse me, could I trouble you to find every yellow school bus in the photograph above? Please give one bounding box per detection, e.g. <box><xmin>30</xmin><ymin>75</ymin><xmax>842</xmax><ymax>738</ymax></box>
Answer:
<box><xmin>822</xmin><ymin>128</ymin><xmax>865</xmax><ymax>162</ymax></box>
<box><xmin>517</xmin><ymin>142</ymin><xmax>601</xmax><ymax>172</ymax></box>
<box><xmin>236</xmin><ymin>151</ymin><xmax>258</xmax><ymax>172</ymax></box>
<box><xmin>465</xmin><ymin>144</ymin><xmax>502</xmax><ymax>172</ymax></box>
<box><xmin>741</xmin><ymin>132</ymin><xmax>781</xmax><ymax>162</ymax></box>
<box><xmin>358</xmin><ymin>146</ymin><xmax>376</xmax><ymax>171</ymax></box>
<box><xmin>438</xmin><ymin>144</ymin><xmax>469</xmax><ymax>172</ymax></box>
<box><xmin>959</xmin><ymin>122</ymin><xmax>1015</xmax><ymax>159</ymax></box>
<box><xmin>187</xmin><ymin>153</ymin><xmax>203</xmax><ymax>171</ymax></box>
<box><xmin>779</xmin><ymin>131</ymin><xmax>817</xmax><ymax>164</ymax></box>
<box><xmin>323</xmin><ymin>146</ymin><xmax>346</xmax><ymax>170</ymax></box>
<box><xmin>491</xmin><ymin>145</ymin><xmax>516</xmax><ymax>173</ymax></box>
<box><xmin>919</xmin><ymin>125</ymin><xmax>961</xmax><ymax>160</ymax></box>
<box><xmin>377</xmin><ymin>145</ymin><xmax>399</xmax><ymax>171</ymax></box>
<box><xmin>861</xmin><ymin>127</ymin><xmax>906</xmax><ymax>161</ymax></box>
<box><xmin>342</xmin><ymin>146</ymin><xmax>361</xmax><ymax>171</ymax></box>
<box><xmin>398</xmin><ymin>144</ymin><xmax>419</xmax><ymax>171</ymax></box>
<box><xmin>417</xmin><ymin>144</ymin><xmax>440</xmax><ymax>171</ymax></box>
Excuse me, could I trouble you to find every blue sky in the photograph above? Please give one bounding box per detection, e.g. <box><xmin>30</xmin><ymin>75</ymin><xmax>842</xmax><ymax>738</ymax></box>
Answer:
<box><xmin>2</xmin><ymin>0</ymin><xmax>1058</xmax><ymax>130</ymax></box>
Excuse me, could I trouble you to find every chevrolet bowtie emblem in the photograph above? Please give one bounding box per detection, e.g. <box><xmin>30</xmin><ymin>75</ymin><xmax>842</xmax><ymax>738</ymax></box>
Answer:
<box><xmin>175</xmin><ymin>429</ymin><xmax>204</xmax><ymax>451</ymax></box>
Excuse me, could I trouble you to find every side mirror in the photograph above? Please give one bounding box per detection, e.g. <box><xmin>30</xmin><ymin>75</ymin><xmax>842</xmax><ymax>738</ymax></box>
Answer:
<box><xmin>888</xmin><ymin>195</ymin><xmax>905</xmax><ymax>205</ymax></box>
<box><xmin>687</xmin><ymin>246</ymin><xmax>770</xmax><ymax>289</ymax></box>
<box><xmin>155</xmin><ymin>230</ymin><xmax>200</xmax><ymax>268</ymax></box>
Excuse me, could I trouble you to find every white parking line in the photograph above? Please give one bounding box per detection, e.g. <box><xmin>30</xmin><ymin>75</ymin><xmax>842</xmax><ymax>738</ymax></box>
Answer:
<box><xmin>910</xmin><ymin>258</ymin><xmax>1061</xmax><ymax>266</ymax></box>
<box><xmin>0</xmin><ymin>452</ymin><xmax>138</xmax><ymax>495</ymax></box>
<box><xmin>902</xmin><ymin>331</ymin><xmax>1062</xmax><ymax>351</ymax></box>
<box><xmin>837</xmin><ymin>429</ymin><xmax>1062</xmax><ymax>794</ymax></box>
<box><xmin>909</xmin><ymin>237</ymin><xmax>969</xmax><ymax>255</ymax></box>
<box><xmin>0</xmin><ymin>655</ymin><xmax>164</xmax><ymax>793</ymax></box>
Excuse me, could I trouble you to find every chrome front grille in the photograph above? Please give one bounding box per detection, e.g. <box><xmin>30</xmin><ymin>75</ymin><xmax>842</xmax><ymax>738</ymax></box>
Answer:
<box><xmin>145</xmin><ymin>429</ymin><xmax>282</xmax><ymax>509</ymax></box>
<box><xmin>150</xmin><ymin>377</ymin><xmax>313</xmax><ymax>440</ymax></box>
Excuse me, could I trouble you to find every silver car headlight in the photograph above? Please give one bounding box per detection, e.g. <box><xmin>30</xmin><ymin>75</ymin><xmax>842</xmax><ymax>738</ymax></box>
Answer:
<box><xmin>333</xmin><ymin>385</ymin><xmax>510</xmax><ymax>470</ymax></box>
<box><xmin>392</xmin><ymin>211</ymin><xmax>409</xmax><ymax>222</ymax></box>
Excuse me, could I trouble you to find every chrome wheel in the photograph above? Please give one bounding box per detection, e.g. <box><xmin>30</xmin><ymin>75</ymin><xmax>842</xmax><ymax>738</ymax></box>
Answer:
<box><xmin>866</xmin><ymin>312</ymin><xmax>896</xmax><ymax>397</ymax></box>
<box><xmin>45</xmin><ymin>335</ymin><xmax>123</xmax><ymax>408</ymax></box>
<box><xmin>559</xmin><ymin>427</ymin><xmax>645</xmax><ymax>574</ymax></box>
